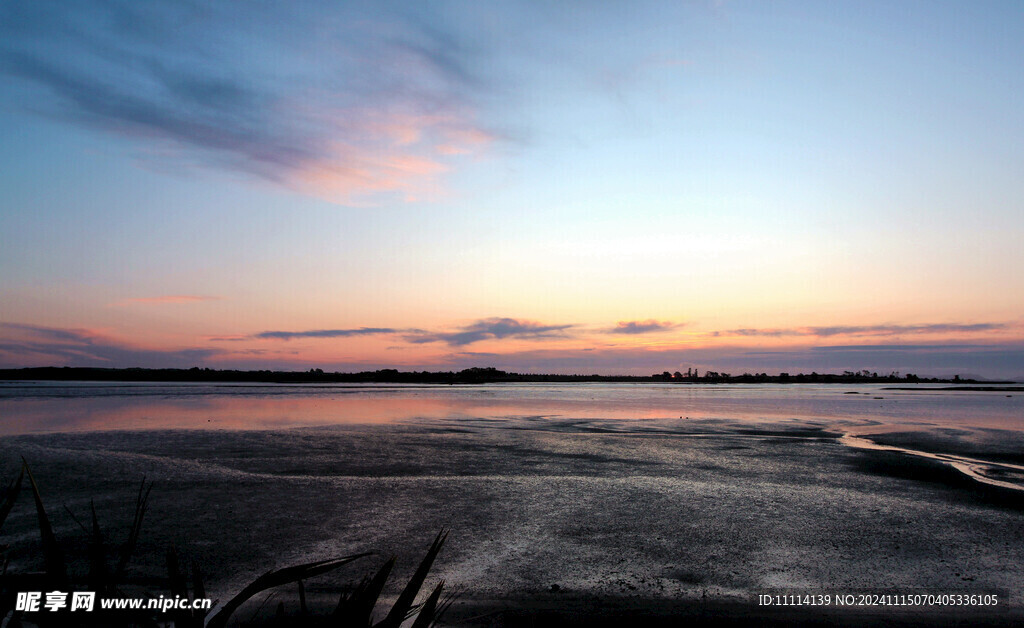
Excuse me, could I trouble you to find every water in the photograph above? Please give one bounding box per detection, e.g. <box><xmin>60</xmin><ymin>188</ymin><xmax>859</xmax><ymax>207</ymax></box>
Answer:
<box><xmin>2</xmin><ymin>381</ymin><xmax>1022</xmax><ymax>434</ymax></box>
<box><xmin>1</xmin><ymin>381</ymin><xmax>1023</xmax><ymax>621</ymax></box>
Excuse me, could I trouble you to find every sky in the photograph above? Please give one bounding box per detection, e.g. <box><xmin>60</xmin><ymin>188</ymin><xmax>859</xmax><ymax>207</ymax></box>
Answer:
<box><xmin>1</xmin><ymin>0</ymin><xmax>1023</xmax><ymax>378</ymax></box>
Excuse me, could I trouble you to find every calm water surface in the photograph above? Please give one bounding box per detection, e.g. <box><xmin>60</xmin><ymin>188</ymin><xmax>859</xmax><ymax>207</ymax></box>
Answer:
<box><xmin>1</xmin><ymin>381</ymin><xmax>1022</xmax><ymax>435</ymax></box>
<box><xmin>2</xmin><ymin>381</ymin><xmax>1024</xmax><ymax>618</ymax></box>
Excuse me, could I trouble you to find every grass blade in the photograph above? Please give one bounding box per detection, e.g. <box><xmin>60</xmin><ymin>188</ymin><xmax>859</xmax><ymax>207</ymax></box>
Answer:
<box><xmin>376</xmin><ymin>530</ymin><xmax>448</xmax><ymax>628</ymax></box>
<box><xmin>334</xmin><ymin>556</ymin><xmax>395</xmax><ymax>625</ymax></box>
<box><xmin>21</xmin><ymin>458</ymin><xmax>66</xmax><ymax>585</ymax></box>
<box><xmin>206</xmin><ymin>552</ymin><xmax>370</xmax><ymax>628</ymax></box>
<box><xmin>247</xmin><ymin>592</ymin><xmax>277</xmax><ymax>624</ymax></box>
<box><xmin>115</xmin><ymin>477</ymin><xmax>152</xmax><ymax>581</ymax></box>
<box><xmin>409</xmin><ymin>580</ymin><xmax>444</xmax><ymax>628</ymax></box>
<box><xmin>63</xmin><ymin>505</ymin><xmax>90</xmax><ymax>534</ymax></box>
<box><xmin>166</xmin><ymin>547</ymin><xmax>203</xmax><ymax>627</ymax></box>
<box><xmin>0</xmin><ymin>467</ymin><xmax>24</xmax><ymax>532</ymax></box>
<box><xmin>433</xmin><ymin>585</ymin><xmax>463</xmax><ymax>628</ymax></box>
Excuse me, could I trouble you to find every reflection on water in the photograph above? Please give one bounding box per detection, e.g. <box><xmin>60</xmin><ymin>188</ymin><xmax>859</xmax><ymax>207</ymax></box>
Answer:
<box><xmin>1</xmin><ymin>381</ymin><xmax>1022</xmax><ymax>435</ymax></box>
<box><xmin>841</xmin><ymin>433</ymin><xmax>1024</xmax><ymax>492</ymax></box>
<box><xmin>1</xmin><ymin>381</ymin><xmax>1024</xmax><ymax>606</ymax></box>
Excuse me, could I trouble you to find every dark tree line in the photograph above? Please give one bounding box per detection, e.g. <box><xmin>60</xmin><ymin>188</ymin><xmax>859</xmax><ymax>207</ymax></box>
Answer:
<box><xmin>0</xmin><ymin>366</ymin><xmax>998</xmax><ymax>385</ymax></box>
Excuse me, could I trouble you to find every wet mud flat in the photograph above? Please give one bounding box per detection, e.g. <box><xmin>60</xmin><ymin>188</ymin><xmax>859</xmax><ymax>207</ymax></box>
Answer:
<box><xmin>1</xmin><ymin>416</ymin><xmax>1022</xmax><ymax>625</ymax></box>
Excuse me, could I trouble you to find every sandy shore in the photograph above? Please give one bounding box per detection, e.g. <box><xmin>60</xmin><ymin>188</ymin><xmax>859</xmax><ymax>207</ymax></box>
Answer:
<box><xmin>1</xmin><ymin>416</ymin><xmax>1022</xmax><ymax>625</ymax></box>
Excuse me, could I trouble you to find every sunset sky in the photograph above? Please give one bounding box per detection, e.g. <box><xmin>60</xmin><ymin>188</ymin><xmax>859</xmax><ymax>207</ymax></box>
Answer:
<box><xmin>2</xmin><ymin>1</ymin><xmax>1023</xmax><ymax>377</ymax></box>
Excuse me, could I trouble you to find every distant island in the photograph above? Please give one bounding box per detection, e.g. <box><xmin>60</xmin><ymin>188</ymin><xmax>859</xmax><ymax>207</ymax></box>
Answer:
<box><xmin>0</xmin><ymin>366</ymin><xmax>1014</xmax><ymax>385</ymax></box>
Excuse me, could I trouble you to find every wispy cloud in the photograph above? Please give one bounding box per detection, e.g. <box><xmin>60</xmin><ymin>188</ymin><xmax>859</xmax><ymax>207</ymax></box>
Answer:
<box><xmin>723</xmin><ymin>323</ymin><xmax>1008</xmax><ymax>338</ymax></box>
<box><xmin>0</xmin><ymin>323</ymin><xmax>222</xmax><ymax>368</ymax></box>
<box><xmin>111</xmin><ymin>295</ymin><xmax>219</xmax><ymax>306</ymax></box>
<box><xmin>0</xmin><ymin>1</ymin><xmax>495</xmax><ymax>205</ymax></box>
<box><xmin>245</xmin><ymin>318</ymin><xmax>574</xmax><ymax>345</ymax></box>
<box><xmin>253</xmin><ymin>328</ymin><xmax>401</xmax><ymax>341</ymax></box>
<box><xmin>0</xmin><ymin>323</ymin><xmax>97</xmax><ymax>343</ymax></box>
<box><xmin>608</xmin><ymin>320</ymin><xmax>681</xmax><ymax>334</ymax></box>
<box><xmin>405</xmin><ymin>317</ymin><xmax>574</xmax><ymax>346</ymax></box>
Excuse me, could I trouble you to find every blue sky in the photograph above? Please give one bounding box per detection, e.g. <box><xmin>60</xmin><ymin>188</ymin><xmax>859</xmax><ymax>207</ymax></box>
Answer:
<box><xmin>1</xmin><ymin>0</ymin><xmax>1023</xmax><ymax>377</ymax></box>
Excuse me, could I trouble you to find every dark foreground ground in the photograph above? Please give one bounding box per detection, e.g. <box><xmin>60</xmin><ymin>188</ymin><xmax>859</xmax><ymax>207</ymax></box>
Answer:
<box><xmin>1</xmin><ymin>416</ymin><xmax>1022</xmax><ymax>626</ymax></box>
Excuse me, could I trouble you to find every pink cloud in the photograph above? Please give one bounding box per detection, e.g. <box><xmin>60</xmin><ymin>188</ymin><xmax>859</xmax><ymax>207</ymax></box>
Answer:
<box><xmin>297</xmin><ymin>148</ymin><xmax>448</xmax><ymax>204</ymax></box>
<box><xmin>203</xmin><ymin>334</ymin><xmax>249</xmax><ymax>342</ymax></box>
<box><xmin>291</xmin><ymin>109</ymin><xmax>493</xmax><ymax>205</ymax></box>
<box><xmin>435</xmin><ymin>126</ymin><xmax>494</xmax><ymax>156</ymax></box>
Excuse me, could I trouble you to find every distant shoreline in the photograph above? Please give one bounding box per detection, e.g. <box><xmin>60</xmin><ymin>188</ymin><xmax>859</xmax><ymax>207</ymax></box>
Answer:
<box><xmin>0</xmin><ymin>366</ymin><xmax>1013</xmax><ymax>385</ymax></box>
